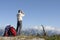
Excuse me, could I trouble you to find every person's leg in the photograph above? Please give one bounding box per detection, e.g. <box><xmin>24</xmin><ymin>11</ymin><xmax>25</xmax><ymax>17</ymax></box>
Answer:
<box><xmin>16</xmin><ymin>21</ymin><xmax>22</xmax><ymax>35</ymax></box>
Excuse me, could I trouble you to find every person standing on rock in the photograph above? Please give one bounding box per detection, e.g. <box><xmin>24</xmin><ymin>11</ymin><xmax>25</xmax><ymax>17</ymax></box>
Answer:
<box><xmin>16</xmin><ymin>10</ymin><xmax>25</xmax><ymax>35</ymax></box>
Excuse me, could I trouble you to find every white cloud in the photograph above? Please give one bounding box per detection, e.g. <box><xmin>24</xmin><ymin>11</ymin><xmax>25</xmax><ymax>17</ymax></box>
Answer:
<box><xmin>32</xmin><ymin>26</ymin><xmax>42</xmax><ymax>30</ymax></box>
<box><xmin>30</xmin><ymin>25</ymin><xmax>60</xmax><ymax>32</ymax></box>
<box><xmin>23</xmin><ymin>25</ymin><xmax>60</xmax><ymax>34</ymax></box>
<box><xmin>45</xmin><ymin>26</ymin><xmax>55</xmax><ymax>31</ymax></box>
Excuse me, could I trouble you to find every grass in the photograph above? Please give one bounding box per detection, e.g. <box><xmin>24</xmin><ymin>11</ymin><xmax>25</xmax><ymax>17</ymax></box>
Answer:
<box><xmin>0</xmin><ymin>35</ymin><xmax>60</xmax><ymax>40</ymax></box>
<box><xmin>46</xmin><ymin>35</ymin><xmax>60</xmax><ymax>40</ymax></box>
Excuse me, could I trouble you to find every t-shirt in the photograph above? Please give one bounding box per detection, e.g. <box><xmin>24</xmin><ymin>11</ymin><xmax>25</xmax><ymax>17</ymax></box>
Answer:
<box><xmin>17</xmin><ymin>12</ymin><xmax>25</xmax><ymax>21</ymax></box>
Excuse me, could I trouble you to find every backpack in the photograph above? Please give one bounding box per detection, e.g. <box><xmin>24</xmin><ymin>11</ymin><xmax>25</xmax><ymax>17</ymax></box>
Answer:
<box><xmin>9</xmin><ymin>27</ymin><xmax>16</xmax><ymax>36</ymax></box>
<box><xmin>3</xmin><ymin>25</ymin><xmax>16</xmax><ymax>36</ymax></box>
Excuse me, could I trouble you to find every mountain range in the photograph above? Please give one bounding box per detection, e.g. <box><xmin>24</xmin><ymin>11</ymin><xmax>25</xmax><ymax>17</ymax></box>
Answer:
<box><xmin>21</xmin><ymin>25</ymin><xmax>60</xmax><ymax>36</ymax></box>
<box><xmin>0</xmin><ymin>25</ymin><xmax>60</xmax><ymax>36</ymax></box>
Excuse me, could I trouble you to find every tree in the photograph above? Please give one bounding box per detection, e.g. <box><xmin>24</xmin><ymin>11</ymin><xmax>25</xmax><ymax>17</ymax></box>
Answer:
<box><xmin>41</xmin><ymin>25</ymin><xmax>46</xmax><ymax>36</ymax></box>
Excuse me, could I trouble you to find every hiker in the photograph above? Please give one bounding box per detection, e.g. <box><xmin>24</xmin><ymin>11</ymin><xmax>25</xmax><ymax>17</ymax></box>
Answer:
<box><xmin>16</xmin><ymin>10</ymin><xmax>25</xmax><ymax>35</ymax></box>
<box><xmin>3</xmin><ymin>25</ymin><xmax>16</xmax><ymax>36</ymax></box>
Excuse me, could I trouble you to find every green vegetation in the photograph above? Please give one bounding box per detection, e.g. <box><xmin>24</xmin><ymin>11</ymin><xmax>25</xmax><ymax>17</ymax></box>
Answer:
<box><xmin>35</xmin><ymin>34</ymin><xmax>60</xmax><ymax>40</ymax></box>
<box><xmin>0</xmin><ymin>35</ymin><xmax>60</xmax><ymax>40</ymax></box>
<box><xmin>46</xmin><ymin>35</ymin><xmax>60</xmax><ymax>40</ymax></box>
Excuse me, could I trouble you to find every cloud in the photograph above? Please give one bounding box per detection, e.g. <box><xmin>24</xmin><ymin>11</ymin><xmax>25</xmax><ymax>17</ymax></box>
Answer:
<box><xmin>32</xmin><ymin>26</ymin><xmax>42</xmax><ymax>30</ymax></box>
<box><xmin>44</xmin><ymin>26</ymin><xmax>55</xmax><ymax>31</ymax></box>
<box><xmin>22</xmin><ymin>25</ymin><xmax>60</xmax><ymax>35</ymax></box>
<box><xmin>30</xmin><ymin>25</ymin><xmax>60</xmax><ymax>32</ymax></box>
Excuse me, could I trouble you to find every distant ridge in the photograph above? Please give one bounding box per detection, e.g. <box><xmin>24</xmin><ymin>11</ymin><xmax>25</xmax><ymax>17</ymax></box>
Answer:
<box><xmin>21</xmin><ymin>25</ymin><xmax>60</xmax><ymax>36</ymax></box>
<box><xmin>0</xmin><ymin>25</ymin><xmax>60</xmax><ymax>36</ymax></box>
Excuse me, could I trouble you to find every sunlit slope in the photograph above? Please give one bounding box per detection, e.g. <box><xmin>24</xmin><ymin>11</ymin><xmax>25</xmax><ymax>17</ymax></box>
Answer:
<box><xmin>0</xmin><ymin>35</ymin><xmax>45</xmax><ymax>40</ymax></box>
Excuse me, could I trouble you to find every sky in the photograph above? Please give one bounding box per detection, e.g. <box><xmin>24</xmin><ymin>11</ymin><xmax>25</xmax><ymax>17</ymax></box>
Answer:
<box><xmin>0</xmin><ymin>0</ymin><xmax>60</xmax><ymax>29</ymax></box>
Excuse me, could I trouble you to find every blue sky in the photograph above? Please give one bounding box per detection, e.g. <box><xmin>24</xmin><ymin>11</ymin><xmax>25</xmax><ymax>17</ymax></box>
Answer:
<box><xmin>0</xmin><ymin>0</ymin><xmax>60</xmax><ymax>29</ymax></box>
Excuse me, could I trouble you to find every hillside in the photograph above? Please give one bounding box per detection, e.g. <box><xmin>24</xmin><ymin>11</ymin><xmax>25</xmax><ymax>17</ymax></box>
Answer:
<box><xmin>0</xmin><ymin>36</ymin><xmax>45</xmax><ymax>40</ymax></box>
<box><xmin>0</xmin><ymin>35</ymin><xmax>60</xmax><ymax>40</ymax></box>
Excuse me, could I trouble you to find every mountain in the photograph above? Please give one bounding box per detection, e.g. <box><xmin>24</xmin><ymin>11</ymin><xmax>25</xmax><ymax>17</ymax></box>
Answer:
<box><xmin>0</xmin><ymin>29</ymin><xmax>4</xmax><ymax>36</ymax></box>
<box><xmin>0</xmin><ymin>25</ymin><xmax>60</xmax><ymax>36</ymax></box>
<box><xmin>21</xmin><ymin>25</ymin><xmax>60</xmax><ymax>36</ymax></box>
